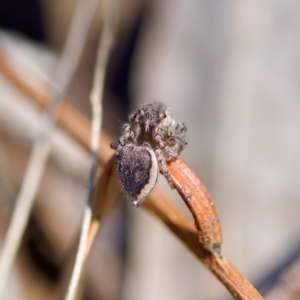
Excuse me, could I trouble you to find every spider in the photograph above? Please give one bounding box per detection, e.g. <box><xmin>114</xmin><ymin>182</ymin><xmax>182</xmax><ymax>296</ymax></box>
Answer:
<box><xmin>111</xmin><ymin>102</ymin><xmax>187</xmax><ymax>206</ymax></box>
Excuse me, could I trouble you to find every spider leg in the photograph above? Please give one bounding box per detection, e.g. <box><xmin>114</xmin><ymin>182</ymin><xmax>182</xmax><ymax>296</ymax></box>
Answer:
<box><xmin>153</xmin><ymin>129</ymin><xmax>178</xmax><ymax>160</ymax></box>
<box><xmin>175</xmin><ymin>122</ymin><xmax>187</xmax><ymax>133</ymax></box>
<box><xmin>167</xmin><ymin>122</ymin><xmax>188</xmax><ymax>153</ymax></box>
<box><xmin>111</xmin><ymin>123</ymin><xmax>134</xmax><ymax>149</ymax></box>
<box><xmin>167</xmin><ymin>139</ymin><xmax>186</xmax><ymax>154</ymax></box>
<box><xmin>168</xmin><ymin>131</ymin><xmax>188</xmax><ymax>145</ymax></box>
<box><xmin>155</xmin><ymin>147</ymin><xmax>174</xmax><ymax>189</ymax></box>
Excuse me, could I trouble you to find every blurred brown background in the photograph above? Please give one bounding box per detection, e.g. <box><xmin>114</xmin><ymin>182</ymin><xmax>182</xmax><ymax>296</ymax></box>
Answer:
<box><xmin>1</xmin><ymin>0</ymin><xmax>300</xmax><ymax>299</ymax></box>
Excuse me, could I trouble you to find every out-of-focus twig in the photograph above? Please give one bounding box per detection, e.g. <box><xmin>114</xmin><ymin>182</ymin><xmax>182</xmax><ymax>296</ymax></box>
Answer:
<box><xmin>0</xmin><ymin>49</ymin><xmax>114</xmax><ymax>165</ymax></box>
<box><xmin>0</xmin><ymin>41</ymin><xmax>263</xmax><ymax>300</ymax></box>
<box><xmin>87</xmin><ymin>157</ymin><xmax>120</xmax><ymax>255</ymax></box>
<box><xmin>264</xmin><ymin>255</ymin><xmax>300</xmax><ymax>300</ymax></box>
<box><xmin>0</xmin><ymin>0</ymin><xmax>98</xmax><ymax>298</ymax></box>
<box><xmin>65</xmin><ymin>0</ymin><xmax>116</xmax><ymax>299</ymax></box>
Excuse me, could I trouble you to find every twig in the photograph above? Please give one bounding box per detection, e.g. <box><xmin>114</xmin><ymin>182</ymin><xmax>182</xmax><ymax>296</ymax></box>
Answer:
<box><xmin>168</xmin><ymin>158</ymin><xmax>223</xmax><ymax>256</ymax></box>
<box><xmin>264</xmin><ymin>254</ymin><xmax>300</xmax><ymax>300</ymax></box>
<box><xmin>65</xmin><ymin>0</ymin><xmax>116</xmax><ymax>299</ymax></box>
<box><xmin>0</xmin><ymin>39</ymin><xmax>263</xmax><ymax>300</ymax></box>
<box><xmin>86</xmin><ymin>157</ymin><xmax>120</xmax><ymax>255</ymax></box>
<box><xmin>90</xmin><ymin>155</ymin><xmax>263</xmax><ymax>299</ymax></box>
<box><xmin>165</xmin><ymin>159</ymin><xmax>263</xmax><ymax>299</ymax></box>
<box><xmin>0</xmin><ymin>49</ymin><xmax>114</xmax><ymax>166</ymax></box>
<box><xmin>0</xmin><ymin>0</ymin><xmax>98</xmax><ymax>298</ymax></box>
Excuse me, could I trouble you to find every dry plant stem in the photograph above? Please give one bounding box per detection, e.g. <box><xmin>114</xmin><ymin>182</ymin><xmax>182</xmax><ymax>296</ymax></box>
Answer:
<box><xmin>155</xmin><ymin>159</ymin><xmax>263</xmax><ymax>300</ymax></box>
<box><xmin>89</xmin><ymin>155</ymin><xmax>263</xmax><ymax>300</ymax></box>
<box><xmin>65</xmin><ymin>1</ymin><xmax>115</xmax><ymax>299</ymax></box>
<box><xmin>65</xmin><ymin>206</ymin><xmax>92</xmax><ymax>300</ymax></box>
<box><xmin>0</xmin><ymin>142</ymin><xmax>50</xmax><ymax>299</ymax></box>
<box><xmin>91</xmin><ymin>157</ymin><xmax>263</xmax><ymax>300</ymax></box>
<box><xmin>0</xmin><ymin>49</ymin><xmax>114</xmax><ymax>166</ymax></box>
<box><xmin>264</xmin><ymin>257</ymin><xmax>300</xmax><ymax>300</ymax></box>
<box><xmin>86</xmin><ymin>157</ymin><xmax>120</xmax><ymax>256</ymax></box>
<box><xmin>0</xmin><ymin>43</ymin><xmax>263</xmax><ymax>300</ymax></box>
<box><xmin>89</xmin><ymin>0</ymin><xmax>115</xmax><ymax>155</ymax></box>
<box><xmin>168</xmin><ymin>158</ymin><xmax>223</xmax><ymax>255</ymax></box>
<box><xmin>0</xmin><ymin>0</ymin><xmax>98</xmax><ymax>299</ymax></box>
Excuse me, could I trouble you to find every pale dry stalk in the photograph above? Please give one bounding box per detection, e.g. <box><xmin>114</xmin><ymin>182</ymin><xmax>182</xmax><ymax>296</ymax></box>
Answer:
<box><xmin>0</xmin><ymin>1</ymin><xmax>98</xmax><ymax>298</ymax></box>
<box><xmin>65</xmin><ymin>0</ymin><xmax>116</xmax><ymax>299</ymax></box>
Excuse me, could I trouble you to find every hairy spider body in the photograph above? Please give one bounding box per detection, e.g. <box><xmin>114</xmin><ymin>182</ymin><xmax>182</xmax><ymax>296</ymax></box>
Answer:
<box><xmin>111</xmin><ymin>102</ymin><xmax>187</xmax><ymax>206</ymax></box>
<box><xmin>114</xmin><ymin>143</ymin><xmax>158</xmax><ymax>206</ymax></box>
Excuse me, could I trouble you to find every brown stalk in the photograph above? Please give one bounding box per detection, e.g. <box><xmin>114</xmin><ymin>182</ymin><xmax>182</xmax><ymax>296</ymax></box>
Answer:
<box><xmin>0</xmin><ymin>49</ymin><xmax>114</xmax><ymax>166</ymax></box>
<box><xmin>264</xmin><ymin>256</ymin><xmax>300</xmax><ymax>300</ymax></box>
<box><xmin>168</xmin><ymin>158</ymin><xmax>223</xmax><ymax>255</ymax></box>
<box><xmin>0</xmin><ymin>48</ymin><xmax>263</xmax><ymax>300</ymax></box>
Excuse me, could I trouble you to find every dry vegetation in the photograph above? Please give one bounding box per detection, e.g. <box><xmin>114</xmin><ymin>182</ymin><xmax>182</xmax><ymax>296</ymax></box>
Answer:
<box><xmin>0</xmin><ymin>1</ymin><xmax>300</xmax><ymax>300</ymax></box>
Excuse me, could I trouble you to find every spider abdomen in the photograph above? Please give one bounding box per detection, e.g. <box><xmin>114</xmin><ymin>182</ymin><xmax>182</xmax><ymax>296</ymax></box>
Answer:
<box><xmin>115</xmin><ymin>143</ymin><xmax>158</xmax><ymax>206</ymax></box>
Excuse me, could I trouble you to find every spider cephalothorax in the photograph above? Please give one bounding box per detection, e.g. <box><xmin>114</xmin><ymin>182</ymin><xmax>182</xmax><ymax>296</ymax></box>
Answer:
<box><xmin>111</xmin><ymin>102</ymin><xmax>187</xmax><ymax>206</ymax></box>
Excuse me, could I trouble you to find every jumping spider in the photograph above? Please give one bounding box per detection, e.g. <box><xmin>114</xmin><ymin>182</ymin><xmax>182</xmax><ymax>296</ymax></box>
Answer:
<box><xmin>111</xmin><ymin>102</ymin><xmax>187</xmax><ymax>206</ymax></box>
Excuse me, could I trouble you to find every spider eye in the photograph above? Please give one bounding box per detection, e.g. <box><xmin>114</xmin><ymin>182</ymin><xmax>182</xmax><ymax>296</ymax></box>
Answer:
<box><xmin>160</xmin><ymin>113</ymin><xmax>167</xmax><ymax>119</ymax></box>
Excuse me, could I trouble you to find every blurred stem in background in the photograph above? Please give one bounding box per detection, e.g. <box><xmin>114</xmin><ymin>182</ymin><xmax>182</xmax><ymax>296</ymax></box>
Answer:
<box><xmin>0</xmin><ymin>0</ymin><xmax>98</xmax><ymax>298</ymax></box>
